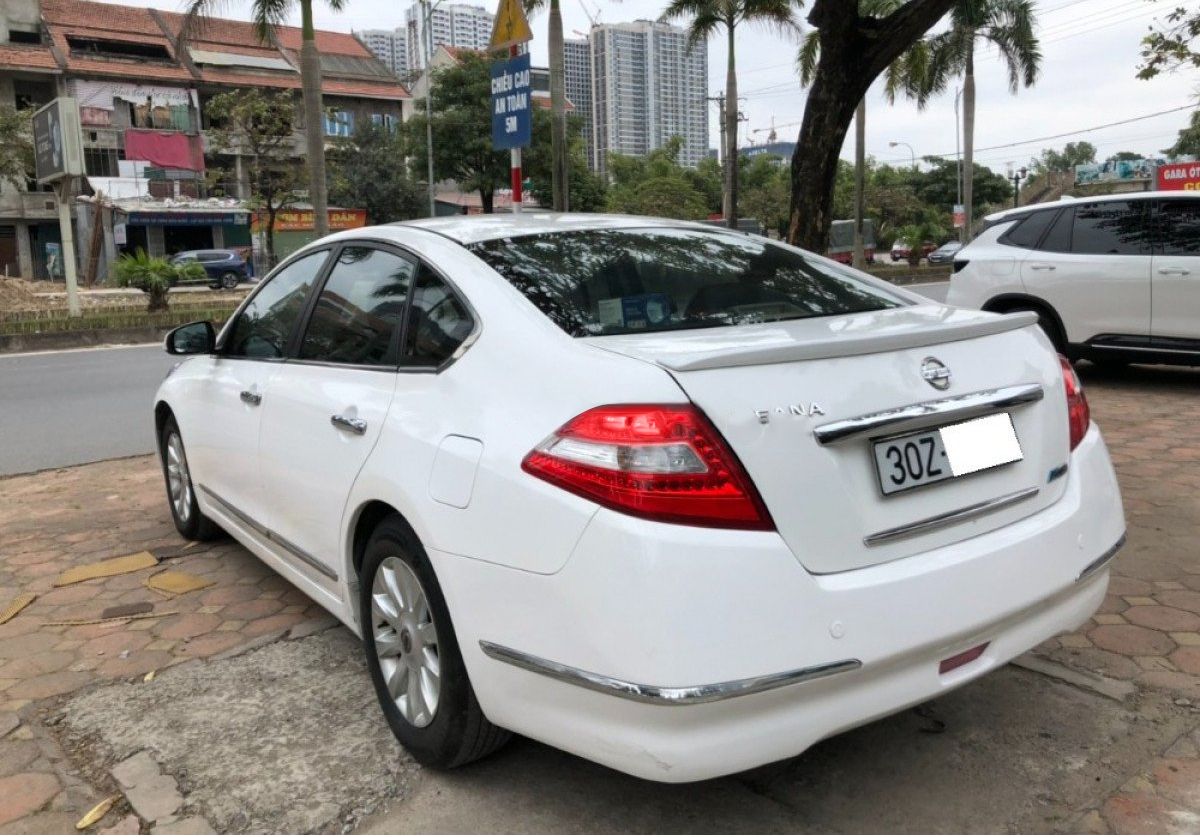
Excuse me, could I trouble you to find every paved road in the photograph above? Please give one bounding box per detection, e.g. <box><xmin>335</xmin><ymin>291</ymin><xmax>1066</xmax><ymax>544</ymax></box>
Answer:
<box><xmin>907</xmin><ymin>280</ymin><xmax>950</xmax><ymax>303</ymax></box>
<box><xmin>0</xmin><ymin>344</ymin><xmax>176</xmax><ymax>476</ymax></box>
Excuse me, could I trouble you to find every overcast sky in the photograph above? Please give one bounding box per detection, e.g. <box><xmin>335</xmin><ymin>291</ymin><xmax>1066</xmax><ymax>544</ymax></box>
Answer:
<box><xmin>126</xmin><ymin>0</ymin><xmax>1199</xmax><ymax>171</ymax></box>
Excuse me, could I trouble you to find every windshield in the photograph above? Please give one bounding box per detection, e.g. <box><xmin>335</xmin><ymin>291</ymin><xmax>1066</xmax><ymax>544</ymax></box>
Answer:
<box><xmin>468</xmin><ymin>227</ymin><xmax>906</xmax><ymax>337</ymax></box>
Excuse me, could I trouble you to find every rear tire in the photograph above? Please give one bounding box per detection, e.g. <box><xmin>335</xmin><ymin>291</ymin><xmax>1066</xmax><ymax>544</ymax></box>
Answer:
<box><xmin>158</xmin><ymin>416</ymin><xmax>222</xmax><ymax>541</ymax></box>
<box><xmin>360</xmin><ymin>514</ymin><xmax>510</xmax><ymax>769</ymax></box>
<box><xmin>219</xmin><ymin>271</ymin><xmax>239</xmax><ymax>289</ymax></box>
<box><xmin>1005</xmin><ymin>305</ymin><xmax>1065</xmax><ymax>354</ymax></box>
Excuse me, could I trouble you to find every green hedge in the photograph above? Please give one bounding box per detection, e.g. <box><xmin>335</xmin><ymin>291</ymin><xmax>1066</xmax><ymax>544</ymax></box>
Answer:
<box><xmin>0</xmin><ymin>303</ymin><xmax>237</xmax><ymax>336</ymax></box>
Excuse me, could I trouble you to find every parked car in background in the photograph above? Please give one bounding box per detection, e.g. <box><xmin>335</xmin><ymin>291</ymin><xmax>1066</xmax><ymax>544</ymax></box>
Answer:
<box><xmin>154</xmin><ymin>214</ymin><xmax>1123</xmax><ymax>783</ymax></box>
<box><xmin>169</xmin><ymin>250</ymin><xmax>250</xmax><ymax>289</ymax></box>
<box><xmin>890</xmin><ymin>239</ymin><xmax>937</xmax><ymax>263</ymax></box>
<box><xmin>927</xmin><ymin>241</ymin><xmax>964</xmax><ymax>265</ymax></box>
<box><xmin>947</xmin><ymin>191</ymin><xmax>1200</xmax><ymax>366</ymax></box>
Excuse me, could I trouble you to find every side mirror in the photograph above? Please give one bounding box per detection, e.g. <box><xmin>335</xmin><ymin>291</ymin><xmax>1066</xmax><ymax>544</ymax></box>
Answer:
<box><xmin>165</xmin><ymin>321</ymin><xmax>215</xmax><ymax>355</ymax></box>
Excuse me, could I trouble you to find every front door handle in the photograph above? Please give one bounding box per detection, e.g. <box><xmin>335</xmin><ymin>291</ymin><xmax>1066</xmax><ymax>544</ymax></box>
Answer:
<box><xmin>239</xmin><ymin>390</ymin><xmax>262</xmax><ymax>406</ymax></box>
<box><xmin>1028</xmin><ymin>263</ymin><xmax>1057</xmax><ymax>271</ymax></box>
<box><xmin>1158</xmin><ymin>267</ymin><xmax>1191</xmax><ymax>276</ymax></box>
<box><xmin>331</xmin><ymin>414</ymin><xmax>367</xmax><ymax>435</ymax></box>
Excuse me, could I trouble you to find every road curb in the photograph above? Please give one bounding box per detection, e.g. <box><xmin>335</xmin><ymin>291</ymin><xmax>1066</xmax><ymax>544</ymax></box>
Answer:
<box><xmin>0</xmin><ymin>326</ymin><xmax>171</xmax><ymax>355</ymax></box>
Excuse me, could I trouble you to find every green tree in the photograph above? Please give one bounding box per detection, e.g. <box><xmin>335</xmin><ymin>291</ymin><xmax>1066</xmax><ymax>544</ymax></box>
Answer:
<box><xmin>913</xmin><ymin>155</ymin><xmax>1008</xmax><ymax>210</ymax></box>
<box><xmin>661</xmin><ymin>0</ymin><xmax>798</xmax><ymax>229</ymax></box>
<box><xmin>922</xmin><ymin>0</ymin><xmax>1042</xmax><ymax>238</ymax></box>
<box><xmin>687</xmin><ymin>156</ymin><xmax>725</xmax><ymax>216</ymax></box>
<box><xmin>112</xmin><ymin>249</ymin><xmax>205</xmax><ymax>312</ymax></box>
<box><xmin>786</xmin><ymin>0</ymin><xmax>958</xmax><ymax>251</ymax></box>
<box><xmin>740</xmin><ymin>157</ymin><xmax>790</xmax><ymax>235</ymax></box>
<box><xmin>183</xmin><ymin>0</ymin><xmax>343</xmax><ymax>238</ymax></box>
<box><xmin>895</xmin><ymin>209</ymin><xmax>949</xmax><ymax>266</ymax></box>
<box><xmin>1165</xmin><ymin>111</ymin><xmax>1200</xmax><ymax>157</ymax></box>
<box><xmin>523</xmin><ymin>0</ymin><xmax>569</xmax><ymax>210</ymax></box>
<box><xmin>524</xmin><ymin>110</ymin><xmax>607</xmax><ymax>211</ymax></box>
<box><xmin>1139</xmin><ymin>5</ymin><xmax>1200</xmax><ymax>78</ymax></box>
<box><xmin>606</xmin><ymin>138</ymin><xmax>709</xmax><ymax>220</ymax></box>
<box><xmin>328</xmin><ymin>121</ymin><xmax>424</xmax><ymax>224</ymax></box>
<box><xmin>204</xmin><ymin>89</ymin><xmax>302</xmax><ymax>267</ymax></box>
<box><xmin>0</xmin><ymin>106</ymin><xmax>33</xmax><ymax>188</ymax></box>
<box><xmin>1032</xmin><ymin>141</ymin><xmax>1097</xmax><ymax>174</ymax></box>
<box><xmin>404</xmin><ymin>52</ymin><xmax>510</xmax><ymax>213</ymax></box>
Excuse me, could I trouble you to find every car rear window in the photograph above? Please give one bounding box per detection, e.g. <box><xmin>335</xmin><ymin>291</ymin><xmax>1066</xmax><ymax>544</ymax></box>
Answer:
<box><xmin>467</xmin><ymin>227</ymin><xmax>905</xmax><ymax>337</ymax></box>
<box><xmin>1001</xmin><ymin>209</ymin><xmax>1058</xmax><ymax>249</ymax></box>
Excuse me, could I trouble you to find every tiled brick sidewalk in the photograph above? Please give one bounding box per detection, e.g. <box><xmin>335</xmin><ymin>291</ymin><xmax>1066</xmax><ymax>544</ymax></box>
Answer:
<box><xmin>0</xmin><ymin>455</ymin><xmax>336</xmax><ymax>832</ymax></box>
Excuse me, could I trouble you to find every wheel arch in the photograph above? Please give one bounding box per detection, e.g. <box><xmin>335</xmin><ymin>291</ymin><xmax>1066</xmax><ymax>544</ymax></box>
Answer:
<box><xmin>347</xmin><ymin>499</ymin><xmax>418</xmax><ymax>583</ymax></box>
<box><xmin>153</xmin><ymin>400</ymin><xmax>174</xmax><ymax>454</ymax></box>
<box><xmin>982</xmin><ymin>293</ymin><xmax>1068</xmax><ymax>346</ymax></box>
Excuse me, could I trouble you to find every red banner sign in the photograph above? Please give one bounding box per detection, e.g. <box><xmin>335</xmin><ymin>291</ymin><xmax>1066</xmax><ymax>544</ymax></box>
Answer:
<box><xmin>252</xmin><ymin>209</ymin><xmax>367</xmax><ymax>232</ymax></box>
<box><xmin>1157</xmin><ymin>162</ymin><xmax>1200</xmax><ymax>191</ymax></box>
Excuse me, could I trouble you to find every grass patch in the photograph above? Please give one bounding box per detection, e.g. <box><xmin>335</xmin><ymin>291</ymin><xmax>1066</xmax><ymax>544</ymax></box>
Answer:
<box><xmin>0</xmin><ymin>301</ymin><xmax>237</xmax><ymax>336</ymax></box>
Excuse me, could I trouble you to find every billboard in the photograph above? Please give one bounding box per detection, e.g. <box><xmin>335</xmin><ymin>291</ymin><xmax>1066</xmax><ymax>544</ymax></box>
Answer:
<box><xmin>1075</xmin><ymin>158</ymin><xmax>1158</xmax><ymax>185</ymax></box>
<box><xmin>1158</xmin><ymin>161</ymin><xmax>1200</xmax><ymax>191</ymax></box>
<box><xmin>491</xmin><ymin>52</ymin><xmax>532</xmax><ymax>151</ymax></box>
<box><xmin>252</xmin><ymin>209</ymin><xmax>367</xmax><ymax>232</ymax></box>
<box><xmin>32</xmin><ymin>98</ymin><xmax>84</xmax><ymax>184</ymax></box>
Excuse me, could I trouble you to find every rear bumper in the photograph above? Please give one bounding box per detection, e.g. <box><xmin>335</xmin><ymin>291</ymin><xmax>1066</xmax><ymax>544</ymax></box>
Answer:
<box><xmin>432</xmin><ymin>424</ymin><xmax>1124</xmax><ymax>782</ymax></box>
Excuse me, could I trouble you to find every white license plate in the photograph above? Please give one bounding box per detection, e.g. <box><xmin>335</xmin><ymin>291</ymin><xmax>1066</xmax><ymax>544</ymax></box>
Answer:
<box><xmin>873</xmin><ymin>413</ymin><xmax>1023</xmax><ymax>496</ymax></box>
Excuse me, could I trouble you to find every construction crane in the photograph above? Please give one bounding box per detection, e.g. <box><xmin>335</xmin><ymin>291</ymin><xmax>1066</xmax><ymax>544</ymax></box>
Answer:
<box><xmin>576</xmin><ymin>0</ymin><xmax>601</xmax><ymax>26</ymax></box>
<box><xmin>750</xmin><ymin>118</ymin><xmax>802</xmax><ymax>144</ymax></box>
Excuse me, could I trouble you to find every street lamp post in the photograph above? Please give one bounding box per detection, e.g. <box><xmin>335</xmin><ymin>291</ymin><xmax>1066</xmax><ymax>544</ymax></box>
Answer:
<box><xmin>1008</xmin><ymin>164</ymin><xmax>1028</xmax><ymax>209</ymax></box>
<box><xmin>889</xmin><ymin>140</ymin><xmax>916</xmax><ymax>171</ymax></box>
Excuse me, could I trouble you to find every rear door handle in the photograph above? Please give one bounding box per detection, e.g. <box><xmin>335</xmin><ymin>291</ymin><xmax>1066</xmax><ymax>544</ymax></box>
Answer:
<box><xmin>239</xmin><ymin>390</ymin><xmax>262</xmax><ymax>406</ymax></box>
<box><xmin>331</xmin><ymin>414</ymin><xmax>367</xmax><ymax>435</ymax></box>
<box><xmin>1028</xmin><ymin>263</ymin><xmax>1057</xmax><ymax>271</ymax></box>
<box><xmin>1158</xmin><ymin>267</ymin><xmax>1191</xmax><ymax>276</ymax></box>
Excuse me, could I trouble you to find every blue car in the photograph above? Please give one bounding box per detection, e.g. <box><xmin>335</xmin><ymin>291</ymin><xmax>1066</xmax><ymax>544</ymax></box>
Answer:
<box><xmin>169</xmin><ymin>249</ymin><xmax>250</xmax><ymax>289</ymax></box>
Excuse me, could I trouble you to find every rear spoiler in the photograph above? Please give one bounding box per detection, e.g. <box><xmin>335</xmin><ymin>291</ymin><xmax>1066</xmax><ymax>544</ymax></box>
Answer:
<box><xmin>658</xmin><ymin>311</ymin><xmax>1038</xmax><ymax>373</ymax></box>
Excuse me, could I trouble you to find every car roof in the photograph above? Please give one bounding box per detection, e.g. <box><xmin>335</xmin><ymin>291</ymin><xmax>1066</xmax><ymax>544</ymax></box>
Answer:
<box><xmin>390</xmin><ymin>212</ymin><xmax>711</xmax><ymax>245</ymax></box>
<box><xmin>983</xmin><ymin>190</ymin><xmax>1192</xmax><ymax>224</ymax></box>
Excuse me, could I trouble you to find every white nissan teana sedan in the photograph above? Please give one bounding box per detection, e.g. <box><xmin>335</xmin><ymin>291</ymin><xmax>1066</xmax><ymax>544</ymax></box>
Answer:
<box><xmin>154</xmin><ymin>214</ymin><xmax>1125</xmax><ymax>783</ymax></box>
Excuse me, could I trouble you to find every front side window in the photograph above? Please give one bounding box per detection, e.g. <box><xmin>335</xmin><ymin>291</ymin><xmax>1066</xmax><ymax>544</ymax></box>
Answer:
<box><xmin>224</xmin><ymin>250</ymin><xmax>328</xmax><ymax>359</ymax></box>
<box><xmin>467</xmin><ymin>228</ymin><xmax>904</xmax><ymax>337</ymax></box>
<box><xmin>1070</xmin><ymin>201</ymin><xmax>1151</xmax><ymax>256</ymax></box>
<box><xmin>299</xmin><ymin>246</ymin><xmax>415</xmax><ymax>366</ymax></box>
<box><xmin>403</xmin><ymin>267</ymin><xmax>475</xmax><ymax>367</ymax></box>
<box><xmin>1158</xmin><ymin>199</ymin><xmax>1200</xmax><ymax>256</ymax></box>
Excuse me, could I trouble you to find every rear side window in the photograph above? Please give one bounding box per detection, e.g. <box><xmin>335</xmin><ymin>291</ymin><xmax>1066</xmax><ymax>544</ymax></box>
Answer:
<box><xmin>1158</xmin><ymin>199</ymin><xmax>1200</xmax><ymax>255</ymax></box>
<box><xmin>1002</xmin><ymin>209</ymin><xmax>1058</xmax><ymax>249</ymax></box>
<box><xmin>225</xmin><ymin>250</ymin><xmax>327</xmax><ymax>359</ymax></box>
<box><xmin>299</xmin><ymin>246</ymin><xmax>415</xmax><ymax>366</ymax></box>
<box><xmin>1070</xmin><ymin>201</ymin><xmax>1151</xmax><ymax>256</ymax></box>
<box><xmin>467</xmin><ymin>227</ymin><xmax>904</xmax><ymax>337</ymax></box>
<box><xmin>403</xmin><ymin>266</ymin><xmax>475</xmax><ymax>367</ymax></box>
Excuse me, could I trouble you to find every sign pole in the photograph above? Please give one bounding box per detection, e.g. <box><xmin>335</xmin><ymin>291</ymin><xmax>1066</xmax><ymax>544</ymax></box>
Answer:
<box><xmin>56</xmin><ymin>178</ymin><xmax>81</xmax><ymax>318</ymax></box>
<box><xmin>510</xmin><ymin>43</ymin><xmax>522</xmax><ymax>215</ymax></box>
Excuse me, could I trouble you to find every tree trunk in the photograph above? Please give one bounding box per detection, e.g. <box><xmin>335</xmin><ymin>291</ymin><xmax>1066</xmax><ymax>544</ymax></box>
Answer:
<box><xmin>265</xmin><ymin>205</ymin><xmax>278</xmax><ymax>269</ymax></box>
<box><xmin>961</xmin><ymin>39</ymin><xmax>976</xmax><ymax>241</ymax></box>
<box><xmin>299</xmin><ymin>0</ymin><xmax>330</xmax><ymax>237</ymax></box>
<box><xmin>725</xmin><ymin>23</ymin><xmax>738</xmax><ymax>230</ymax></box>
<box><xmin>787</xmin><ymin>0</ymin><xmax>959</xmax><ymax>251</ymax></box>
<box><xmin>548</xmin><ymin>0</ymin><xmax>568</xmax><ymax>212</ymax></box>
<box><xmin>481</xmin><ymin>189</ymin><xmax>494</xmax><ymax>214</ymax></box>
<box><xmin>853</xmin><ymin>99</ymin><xmax>866</xmax><ymax>268</ymax></box>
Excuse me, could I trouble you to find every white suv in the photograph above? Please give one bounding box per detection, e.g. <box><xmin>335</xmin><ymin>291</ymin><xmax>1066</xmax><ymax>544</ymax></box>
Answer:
<box><xmin>947</xmin><ymin>191</ymin><xmax>1200</xmax><ymax>365</ymax></box>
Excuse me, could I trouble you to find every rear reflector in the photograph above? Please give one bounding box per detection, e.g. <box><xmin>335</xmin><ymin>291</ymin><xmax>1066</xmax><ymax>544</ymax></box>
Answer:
<box><xmin>522</xmin><ymin>404</ymin><xmax>775</xmax><ymax>530</ymax></box>
<box><xmin>939</xmin><ymin>642</ymin><xmax>989</xmax><ymax>675</ymax></box>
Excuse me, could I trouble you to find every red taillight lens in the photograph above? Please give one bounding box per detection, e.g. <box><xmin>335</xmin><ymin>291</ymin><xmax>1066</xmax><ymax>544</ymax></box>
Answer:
<box><xmin>522</xmin><ymin>404</ymin><xmax>775</xmax><ymax>531</ymax></box>
<box><xmin>1060</xmin><ymin>355</ymin><xmax>1090</xmax><ymax>451</ymax></box>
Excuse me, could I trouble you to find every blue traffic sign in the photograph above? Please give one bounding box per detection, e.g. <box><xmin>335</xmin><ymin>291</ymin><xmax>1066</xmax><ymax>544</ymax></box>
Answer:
<box><xmin>491</xmin><ymin>53</ymin><xmax>532</xmax><ymax>150</ymax></box>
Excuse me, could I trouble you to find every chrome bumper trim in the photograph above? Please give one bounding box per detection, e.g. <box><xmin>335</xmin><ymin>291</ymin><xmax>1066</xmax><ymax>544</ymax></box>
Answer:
<box><xmin>814</xmin><ymin>383</ymin><xmax>1044</xmax><ymax>446</ymax></box>
<box><xmin>199</xmin><ymin>484</ymin><xmax>338</xmax><ymax>581</ymax></box>
<box><xmin>478</xmin><ymin>641</ymin><xmax>861</xmax><ymax>706</ymax></box>
<box><xmin>1077</xmin><ymin>533</ymin><xmax>1127</xmax><ymax>582</ymax></box>
<box><xmin>864</xmin><ymin>486</ymin><xmax>1040</xmax><ymax>547</ymax></box>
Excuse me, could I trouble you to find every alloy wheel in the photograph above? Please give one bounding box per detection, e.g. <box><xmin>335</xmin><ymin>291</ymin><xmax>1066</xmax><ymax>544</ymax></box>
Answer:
<box><xmin>164</xmin><ymin>432</ymin><xmax>192</xmax><ymax>523</ymax></box>
<box><xmin>371</xmin><ymin>556</ymin><xmax>441</xmax><ymax>728</ymax></box>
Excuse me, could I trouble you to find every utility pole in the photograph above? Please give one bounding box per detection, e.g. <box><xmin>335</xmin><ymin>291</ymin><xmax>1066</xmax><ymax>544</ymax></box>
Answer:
<box><xmin>954</xmin><ymin>87</ymin><xmax>964</xmax><ymax>242</ymax></box>
<box><xmin>853</xmin><ymin>100</ymin><xmax>866</xmax><ymax>269</ymax></box>
<box><xmin>423</xmin><ymin>0</ymin><xmax>437</xmax><ymax>217</ymax></box>
<box><xmin>714</xmin><ymin>94</ymin><xmax>728</xmax><ymax>221</ymax></box>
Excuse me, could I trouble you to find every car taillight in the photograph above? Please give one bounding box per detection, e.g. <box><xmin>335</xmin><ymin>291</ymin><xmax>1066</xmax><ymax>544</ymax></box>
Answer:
<box><xmin>1060</xmin><ymin>355</ymin><xmax>1090</xmax><ymax>451</ymax></box>
<box><xmin>522</xmin><ymin>404</ymin><xmax>775</xmax><ymax>531</ymax></box>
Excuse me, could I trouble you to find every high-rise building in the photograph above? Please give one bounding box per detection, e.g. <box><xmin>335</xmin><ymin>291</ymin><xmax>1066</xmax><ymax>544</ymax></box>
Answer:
<box><xmin>405</xmin><ymin>3</ymin><xmax>494</xmax><ymax>71</ymax></box>
<box><xmin>355</xmin><ymin>28</ymin><xmax>410</xmax><ymax>78</ymax></box>
<box><xmin>563</xmin><ymin>38</ymin><xmax>593</xmax><ymax>170</ymax></box>
<box><xmin>590</xmin><ymin>20</ymin><xmax>708</xmax><ymax>172</ymax></box>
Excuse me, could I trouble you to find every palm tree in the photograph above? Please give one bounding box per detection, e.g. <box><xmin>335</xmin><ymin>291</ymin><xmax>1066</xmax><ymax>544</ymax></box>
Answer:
<box><xmin>183</xmin><ymin>0</ymin><xmax>344</xmax><ymax>238</ymax></box>
<box><xmin>662</xmin><ymin>0</ymin><xmax>798</xmax><ymax>230</ymax></box>
<box><xmin>797</xmin><ymin>0</ymin><xmax>933</xmax><ymax>266</ymax></box>
<box><xmin>523</xmin><ymin>0</ymin><xmax>568</xmax><ymax>211</ymax></box>
<box><xmin>923</xmin><ymin>0</ymin><xmax>1040</xmax><ymax>239</ymax></box>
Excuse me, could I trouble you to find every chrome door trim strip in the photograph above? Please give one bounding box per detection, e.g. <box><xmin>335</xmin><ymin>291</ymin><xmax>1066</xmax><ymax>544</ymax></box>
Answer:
<box><xmin>199</xmin><ymin>484</ymin><xmax>338</xmax><ymax>582</ymax></box>
<box><xmin>478</xmin><ymin>641</ymin><xmax>861</xmax><ymax>705</ymax></box>
<box><xmin>863</xmin><ymin>486</ymin><xmax>1040</xmax><ymax>547</ymax></box>
<box><xmin>1077</xmin><ymin>533</ymin><xmax>1127</xmax><ymax>582</ymax></box>
<box><xmin>814</xmin><ymin>383</ymin><xmax>1045</xmax><ymax>446</ymax></box>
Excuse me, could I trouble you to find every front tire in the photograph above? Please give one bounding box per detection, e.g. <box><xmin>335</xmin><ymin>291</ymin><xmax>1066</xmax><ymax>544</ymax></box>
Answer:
<box><xmin>219</xmin><ymin>271</ymin><xmax>239</xmax><ymax>289</ymax></box>
<box><xmin>159</xmin><ymin>416</ymin><xmax>221</xmax><ymax>541</ymax></box>
<box><xmin>360</xmin><ymin>515</ymin><xmax>509</xmax><ymax>769</ymax></box>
